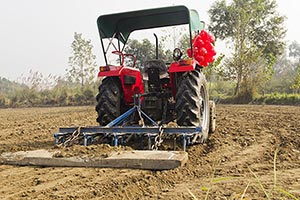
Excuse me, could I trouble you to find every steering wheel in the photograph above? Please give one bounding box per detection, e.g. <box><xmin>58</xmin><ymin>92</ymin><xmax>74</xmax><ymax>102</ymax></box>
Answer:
<box><xmin>112</xmin><ymin>51</ymin><xmax>136</xmax><ymax>68</ymax></box>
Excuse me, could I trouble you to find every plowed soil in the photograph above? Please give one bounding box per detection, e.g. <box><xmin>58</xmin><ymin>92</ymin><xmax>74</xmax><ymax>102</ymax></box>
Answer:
<box><xmin>0</xmin><ymin>105</ymin><xmax>299</xmax><ymax>200</ymax></box>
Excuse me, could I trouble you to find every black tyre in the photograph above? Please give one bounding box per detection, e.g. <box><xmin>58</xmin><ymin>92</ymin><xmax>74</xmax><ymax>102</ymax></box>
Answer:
<box><xmin>95</xmin><ymin>77</ymin><xmax>124</xmax><ymax>125</ymax></box>
<box><xmin>176</xmin><ymin>70</ymin><xmax>210</xmax><ymax>142</ymax></box>
<box><xmin>209</xmin><ymin>100</ymin><xmax>216</xmax><ymax>133</ymax></box>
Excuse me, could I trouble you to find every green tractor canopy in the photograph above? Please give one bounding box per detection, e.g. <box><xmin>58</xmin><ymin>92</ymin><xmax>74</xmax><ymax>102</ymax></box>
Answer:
<box><xmin>97</xmin><ymin>5</ymin><xmax>204</xmax><ymax>44</ymax></box>
<box><xmin>97</xmin><ymin>5</ymin><xmax>204</xmax><ymax>64</ymax></box>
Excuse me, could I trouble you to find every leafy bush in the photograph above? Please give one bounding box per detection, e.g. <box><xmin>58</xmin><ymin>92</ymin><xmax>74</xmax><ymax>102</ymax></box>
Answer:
<box><xmin>0</xmin><ymin>83</ymin><xmax>98</xmax><ymax>108</ymax></box>
<box><xmin>253</xmin><ymin>93</ymin><xmax>300</xmax><ymax>105</ymax></box>
<box><xmin>0</xmin><ymin>95</ymin><xmax>5</xmax><ymax>107</ymax></box>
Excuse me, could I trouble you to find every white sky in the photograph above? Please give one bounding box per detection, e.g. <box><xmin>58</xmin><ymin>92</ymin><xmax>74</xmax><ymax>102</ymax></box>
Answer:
<box><xmin>0</xmin><ymin>0</ymin><xmax>299</xmax><ymax>80</ymax></box>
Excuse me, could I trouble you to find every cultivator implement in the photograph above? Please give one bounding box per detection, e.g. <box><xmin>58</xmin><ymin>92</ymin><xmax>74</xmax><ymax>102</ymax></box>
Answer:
<box><xmin>54</xmin><ymin>126</ymin><xmax>202</xmax><ymax>151</ymax></box>
<box><xmin>54</xmin><ymin>94</ymin><xmax>204</xmax><ymax>151</ymax></box>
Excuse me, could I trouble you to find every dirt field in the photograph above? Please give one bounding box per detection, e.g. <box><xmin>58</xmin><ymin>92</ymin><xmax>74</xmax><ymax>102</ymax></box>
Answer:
<box><xmin>0</xmin><ymin>105</ymin><xmax>299</xmax><ymax>200</ymax></box>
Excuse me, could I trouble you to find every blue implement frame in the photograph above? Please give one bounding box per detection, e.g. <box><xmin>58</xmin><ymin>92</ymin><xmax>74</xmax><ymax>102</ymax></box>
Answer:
<box><xmin>54</xmin><ymin>94</ymin><xmax>204</xmax><ymax>151</ymax></box>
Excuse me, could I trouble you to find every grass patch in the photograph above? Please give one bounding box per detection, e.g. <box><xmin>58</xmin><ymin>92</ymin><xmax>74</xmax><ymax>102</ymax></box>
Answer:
<box><xmin>211</xmin><ymin>93</ymin><xmax>300</xmax><ymax>105</ymax></box>
<box><xmin>193</xmin><ymin>149</ymin><xmax>299</xmax><ymax>199</ymax></box>
<box><xmin>248</xmin><ymin>149</ymin><xmax>299</xmax><ymax>200</ymax></box>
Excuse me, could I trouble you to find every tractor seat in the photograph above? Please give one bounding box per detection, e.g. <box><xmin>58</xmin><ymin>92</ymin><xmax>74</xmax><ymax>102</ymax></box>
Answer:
<box><xmin>142</xmin><ymin>60</ymin><xmax>169</xmax><ymax>80</ymax></box>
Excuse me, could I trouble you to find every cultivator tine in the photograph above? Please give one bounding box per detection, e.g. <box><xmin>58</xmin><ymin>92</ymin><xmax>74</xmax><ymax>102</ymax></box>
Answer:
<box><xmin>147</xmin><ymin>134</ymin><xmax>152</xmax><ymax>150</ymax></box>
<box><xmin>54</xmin><ymin>127</ymin><xmax>82</xmax><ymax>147</ymax></box>
<box><xmin>113</xmin><ymin>133</ymin><xmax>118</xmax><ymax>146</ymax></box>
<box><xmin>182</xmin><ymin>134</ymin><xmax>187</xmax><ymax>151</ymax></box>
<box><xmin>83</xmin><ymin>133</ymin><xmax>94</xmax><ymax>146</ymax></box>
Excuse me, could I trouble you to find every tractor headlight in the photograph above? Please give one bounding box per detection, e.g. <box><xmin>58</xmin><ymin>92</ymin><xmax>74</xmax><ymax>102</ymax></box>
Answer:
<box><xmin>173</xmin><ymin>48</ymin><xmax>182</xmax><ymax>61</ymax></box>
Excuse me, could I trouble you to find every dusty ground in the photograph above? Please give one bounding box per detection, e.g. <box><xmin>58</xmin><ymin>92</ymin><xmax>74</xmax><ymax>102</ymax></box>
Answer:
<box><xmin>0</xmin><ymin>105</ymin><xmax>299</xmax><ymax>200</ymax></box>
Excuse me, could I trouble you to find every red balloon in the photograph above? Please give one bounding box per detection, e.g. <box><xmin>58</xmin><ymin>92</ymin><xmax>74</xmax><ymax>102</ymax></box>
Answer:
<box><xmin>202</xmin><ymin>60</ymin><xmax>209</xmax><ymax>67</ymax></box>
<box><xmin>186</xmin><ymin>30</ymin><xmax>216</xmax><ymax>66</ymax></box>
<box><xmin>205</xmin><ymin>33</ymin><xmax>214</xmax><ymax>43</ymax></box>
<box><xmin>199</xmin><ymin>47</ymin><xmax>207</xmax><ymax>56</ymax></box>
<box><xmin>195</xmin><ymin>55</ymin><xmax>204</xmax><ymax>62</ymax></box>
<box><xmin>207</xmin><ymin>56</ymin><xmax>214</xmax><ymax>63</ymax></box>
<box><xmin>204</xmin><ymin>43</ymin><xmax>213</xmax><ymax>52</ymax></box>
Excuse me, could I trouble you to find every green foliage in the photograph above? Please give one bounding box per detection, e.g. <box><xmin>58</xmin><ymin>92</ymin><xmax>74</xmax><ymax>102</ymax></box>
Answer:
<box><xmin>68</xmin><ymin>32</ymin><xmax>97</xmax><ymax>88</ymax></box>
<box><xmin>161</xmin><ymin>26</ymin><xmax>189</xmax><ymax>49</ymax></box>
<box><xmin>177</xmin><ymin>33</ymin><xmax>190</xmax><ymax>51</ymax></box>
<box><xmin>266</xmin><ymin>47</ymin><xmax>297</xmax><ymax>94</ymax></box>
<box><xmin>0</xmin><ymin>95</ymin><xmax>6</xmax><ymax>106</ymax></box>
<box><xmin>289</xmin><ymin>41</ymin><xmax>300</xmax><ymax>58</ymax></box>
<box><xmin>124</xmin><ymin>39</ymin><xmax>156</xmax><ymax>68</ymax></box>
<box><xmin>205</xmin><ymin>54</ymin><xmax>225</xmax><ymax>81</ymax></box>
<box><xmin>290</xmin><ymin>66</ymin><xmax>300</xmax><ymax>93</ymax></box>
<box><xmin>0</xmin><ymin>32</ymin><xmax>101</xmax><ymax>108</ymax></box>
<box><xmin>124</xmin><ymin>38</ymin><xmax>173</xmax><ymax>68</ymax></box>
<box><xmin>0</xmin><ymin>77</ymin><xmax>26</xmax><ymax>94</ymax></box>
<box><xmin>209</xmin><ymin>0</ymin><xmax>286</xmax><ymax>59</ymax></box>
<box><xmin>252</xmin><ymin>93</ymin><xmax>300</xmax><ymax>105</ymax></box>
<box><xmin>1</xmin><ymin>82</ymin><xmax>98</xmax><ymax>108</ymax></box>
<box><xmin>208</xmin><ymin>0</ymin><xmax>233</xmax><ymax>40</ymax></box>
<box><xmin>210</xmin><ymin>92</ymin><xmax>300</xmax><ymax>105</ymax></box>
<box><xmin>0</xmin><ymin>70</ymin><xmax>99</xmax><ymax>108</ymax></box>
<box><xmin>208</xmin><ymin>0</ymin><xmax>286</xmax><ymax>102</ymax></box>
<box><xmin>288</xmin><ymin>41</ymin><xmax>300</xmax><ymax>93</ymax></box>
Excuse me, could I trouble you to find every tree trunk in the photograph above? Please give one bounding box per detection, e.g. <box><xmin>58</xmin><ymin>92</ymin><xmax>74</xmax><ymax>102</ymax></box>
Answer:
<box><xmin>81</xmin><ymin>65</ymin><xmax>84</xmax><ymax>89</ymax></box>
<box><xmin>234</xmin><ymin>65</ymin><xmax>243</xmax><ymax>96</ymax></box>
<box><xmin>234</xmin><ymin>80</ymin><xmax>240</xmax><ymax>96</ymax></box>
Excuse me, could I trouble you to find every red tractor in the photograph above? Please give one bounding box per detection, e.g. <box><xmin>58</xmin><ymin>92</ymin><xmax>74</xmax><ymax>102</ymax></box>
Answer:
<box><xmin>94</xmin><ymin>5</ymin><xmax>216</xmax><ymax>148</ymax></box>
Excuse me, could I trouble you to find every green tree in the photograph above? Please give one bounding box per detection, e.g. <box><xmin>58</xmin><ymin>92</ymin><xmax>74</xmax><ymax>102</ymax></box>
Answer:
<box><xmin>0</xmin><ymin>77</ymin><xmax>26</xmax><ymax>94</ymax></box>
<box><xmin>291</xmin><ymin>65</ymin><xmax>300</xmax><ymax>93</ymax></box>
<box><xmin>269</xmin><ymin>52</ymin><xmax>294</xmax><ymax>94</ymax></box>
<box><xmin>160</xmin><ymin>26</ymin><xmax>191</xmax><ymax>61</ymax></box>
<box><xmin>124</xmin><ymin>39</ymin><xmax>156</xmax><ymax>68</ymax></box>
<box><xmin>289</xmin><ymin>41</ymin><xmax>300</xmax><ymax>59</ymax></box>
<box><xmin>209</xmin><ymin>0</ymin><xmax>286</xmax><ymax>101</ymax></box>
<box><xmin>288</xmin><ymin>41</ymin><xmax>300</xmax><ymax>93</ymax></box>
<box><xmin>68</xmin><ymin>32</ymin><xmax>97</xmax><ymax>88</ymax></box>
<box><xmin>177</xmin><ymin>33</ymin><xmax>190</xmax><ymax>52</ymax></box>
<box><xmin>124</xmin><ymin>38</ymin><xmax>172</xmax><ymax>68</ymax></box>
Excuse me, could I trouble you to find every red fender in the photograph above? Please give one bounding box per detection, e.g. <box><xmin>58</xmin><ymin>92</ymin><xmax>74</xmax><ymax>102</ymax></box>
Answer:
<box><xmin>98</xmin><ymin>66</ymin><xmax>144</xmax><ymax>105</ymax></box>
<box><xmin>168</xmin><ymin>59</ymin><xmax>198</xmax><ymax>73</ymax></box>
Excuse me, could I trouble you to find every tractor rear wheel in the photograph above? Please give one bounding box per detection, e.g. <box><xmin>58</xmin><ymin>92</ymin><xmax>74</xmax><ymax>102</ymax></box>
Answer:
<box><xmin>175</xmin><ymin>70</ymin><xmax>210</xmax><ymax>142</ymax></box>
<box><xmin>95</xmin><ymin>77</ymin><xmax>124</xmax><ymax>125</ymax></box>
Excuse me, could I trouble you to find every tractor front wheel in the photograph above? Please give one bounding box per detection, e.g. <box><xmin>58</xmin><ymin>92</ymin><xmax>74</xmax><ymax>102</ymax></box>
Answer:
<box><xmin>175</xmin><ymin>70</ymin><xmax>210</xmax><ymax>143</ymax></box>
